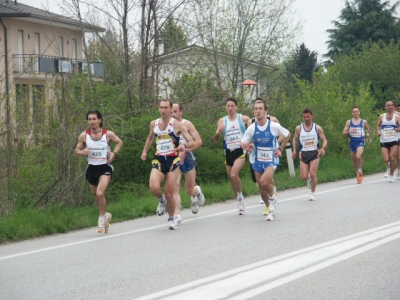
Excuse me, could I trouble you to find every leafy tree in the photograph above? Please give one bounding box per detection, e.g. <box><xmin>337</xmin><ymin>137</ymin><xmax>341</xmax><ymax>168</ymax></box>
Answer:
<box><xmin>159</xmin><ymin>16</ymin><xmax>188</xmax><ymax>53</ymax></box>
<box><xmin>285</xmin><ymin>43</ymin><xmax>319</xmax><ymax>84</ymax></box>
<box><xmin>326</xmin><ymin>0</ymin><xmax>400</xmax><ymax>61</ymax></box>
<box><xmin>334</xmin><ymin>41</ymin><xmax>400</xmax><ymax>107</ymax></box>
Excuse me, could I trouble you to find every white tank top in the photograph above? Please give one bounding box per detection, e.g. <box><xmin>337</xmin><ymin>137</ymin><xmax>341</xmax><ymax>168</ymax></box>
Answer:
<box><xmin>299</xmin><ymin>123</ymin><xmax>319</xmax><ymax>152</ymax></box>
<box><xmin>380</xmin><ymin>113</ymin><xmax>398</xmax><ymax>143</ymax></box>
<box><xmin>86</xmin><ymin>128</ymin><xmax>110</xmax><ymax>165</ymax></box>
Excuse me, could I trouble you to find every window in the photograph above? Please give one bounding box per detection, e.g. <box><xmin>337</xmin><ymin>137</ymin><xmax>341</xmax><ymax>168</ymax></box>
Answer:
<box><xmin>17</xmin><ymin>30</ymin><xmax>24</xmax><ymax>72</ymax></box>
<box><xmin>72</xmin><ymin>39</ymin><xmax>77</xmax><ymax>60</ymax></box>
<box><xmin>34</xmin><ymin>33</ymin><xmax>40</xmax><ymax>72</ymax></box>
<box><xmin>32</xmin><ymin>85</ymin><xmax>45</xmax><ymax>125</ymax></box>
<box><xmin>58</xmin><ymin>36</ymin><xmax>64</xmax><ymax>57</ymax></box>
<box><xmin>16</xmin><ymin>84</ymin><xmax>29</xmax><ymax>126</ymax></box>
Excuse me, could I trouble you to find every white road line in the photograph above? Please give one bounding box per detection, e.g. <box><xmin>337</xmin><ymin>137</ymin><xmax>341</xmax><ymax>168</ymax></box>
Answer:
<box><xmin>0</xmin><ymin>177</ymin><xmax>389</xmax><ymax>261</ymax></box>
<box><xmin>135</xmin><ymin>221</ymin><xmax>400</xmax><ymax>300</ymax></box>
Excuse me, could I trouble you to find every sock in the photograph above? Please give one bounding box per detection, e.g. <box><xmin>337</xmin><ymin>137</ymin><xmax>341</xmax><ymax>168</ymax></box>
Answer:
<box><xmin>191</xmin><ymin>196</ymin><xmax>197</xmax><ymax>203</ymax></box>
<box><xmin>160</xmin><ymin>195</ymin><xmax>166</xmax><ymax>202</ymax></box>
<box><xmin>237</xmin><ymin>192</ymin><xmax>243</xmax><ymax>199</ymax></box>
<box><xmin>358</xmin><ymin>168</ymin><xmax>362</xmax><ymax>173</ymax></box>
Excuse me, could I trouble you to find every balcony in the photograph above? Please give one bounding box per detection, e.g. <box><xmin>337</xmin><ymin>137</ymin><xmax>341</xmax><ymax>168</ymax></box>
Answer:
<box><xmin>12</xmin><ymin>54</ymin><xmax>104</xmax><ymax>77</ymax></box>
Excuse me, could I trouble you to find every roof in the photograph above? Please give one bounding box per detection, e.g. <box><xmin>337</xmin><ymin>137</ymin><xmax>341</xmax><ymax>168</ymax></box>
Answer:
<box><xmin>0</xmin><ymin>0</ymin><xmax>105</xmax><ymax>32</ymax></box>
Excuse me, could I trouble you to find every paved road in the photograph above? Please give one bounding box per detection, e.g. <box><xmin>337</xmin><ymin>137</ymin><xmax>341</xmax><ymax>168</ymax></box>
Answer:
<box><xmin>1</xmin><ymin>173</ymin><xmax>400</xmax><ymax>300</ymax></box>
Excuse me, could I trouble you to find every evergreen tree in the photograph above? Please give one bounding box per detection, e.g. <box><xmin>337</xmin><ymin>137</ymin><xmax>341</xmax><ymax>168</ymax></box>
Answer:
<box><xmin>326</xmin><ymin>0</ymin><xmax>400</xmax><ymax>61</ymax></box>
<box><xmin>159</xmin><ymin>16</ymin><xmax>188</xmax><ymax>53</ymax></box>
<box><xmin>285</xmin><ymin>43</ymin><xmax>318</xmax><ymax>83</ymax></box>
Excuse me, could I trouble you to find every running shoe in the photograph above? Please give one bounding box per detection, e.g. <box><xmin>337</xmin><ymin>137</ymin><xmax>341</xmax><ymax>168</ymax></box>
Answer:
<box><xmin>97</xmin><ymin>216</ymin><xmax>105</xmax><ymax>233</ymax></box>
<box><xmin>266</xmin><ymin>213</ymin><xmax>274</xmax><ymax>221</ymax></box>
<box><xmin>175</xmin><ymin>215</ymin><xmax>182</xmax><ymax>226</ymax></box>
<box><xmin>397</xmin><ymin>169</ymin><xmax>400</xmax><ymax>180</ymax></box>
<box><xmin>384</xmin><ymin>169</ymin><xmax>390</xmax><ymax>178</ymax></box>
<box><xmin>389</xmin><ymin>176</ymin><xmax>395</xmax><ymax>183</ymax></box>
<box><xmin>191</xmin><ymin>198</ymin><xmax>199</xmax><ymax>214</ymax></box>
<box><xmin>269</xmin><ymin>196</ymin><xmax>277</xmax><ymax>213</ymax></box>
<box><xmin>263</xmin><ymin>205</ymin><xmax>269</xmax><ymax>216</ymax></box>
<box><xmin>238</xmin><ymin>200</ymin><xmax>246</xmax><ymax>215</ymax></box>
<box><xmin>156</xmin><ymin>198</ymin><xmax>167</xmax><ymax>216</ymax></box>
<box><xmin>259</xmin><ymin>198</ymin><xmax>264</xmax><ymax>204</ymax></box>
<box><xmin>167</xmin><ymin>217</ymin><xmax>177</xmax><ymax>230</ymax></box>
<box><xmin>357</xmin><ymin>172</ymin><xmax>363</xmax><ymax>184</ymax></box>
<box><xmin>309</xmin><ymin>193</ymin><xmax>316</xmax><ymax>201</ymax></box>
<box><xmin>104</xmin><ymin>212</ymin><xmax>112</xmax><ymax>234</ymax></box>
<box><xmin>307</xmin><ymin>178</ymin><xmax>311</xmax><ymax>189</ymax></box>
<box><xmin>196</xmin><ymin>185</ymin><xmax>205</xmax><ymax>206</ymax></box>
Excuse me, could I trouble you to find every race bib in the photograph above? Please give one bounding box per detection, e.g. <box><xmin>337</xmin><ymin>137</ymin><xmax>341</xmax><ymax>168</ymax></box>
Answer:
<box><xmin>157</xmin><ymin>140</ymin><xmax>174</xmax><ymax>154</ymax></box>
<box><xmin>257</xmin><ymin>147</ymin><xmax>273</xmax><ymax>162</ymax></box>
<box><xmin>302</xmin><ymin>138</ymin><xmax>317</xmax><ymax>149</ymax></box>
<box><xmin>383</xmin><ymin>127</ymin><xmax>395</xmax><ymax>137</ymax></box>
<box><xmin>88</xmin><ymin>147</ymin><xmax>107</xmax><ymax>160</ymax></box>
<box><xmin>226</xmin><ymin>132</ymin><xmax>241</xmax><ymax>145</ymax></box>
<box><xmin>349</xmin><ymin>128</ymin><xmax>362</xmax><ymax>138</ymax></box>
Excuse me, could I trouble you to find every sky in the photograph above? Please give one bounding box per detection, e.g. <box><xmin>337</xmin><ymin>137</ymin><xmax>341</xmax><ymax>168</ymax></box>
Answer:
<box><xmin>18</xmin><ymin>0</ymin><xmax>400</xmax><ymax>60</ymax></box>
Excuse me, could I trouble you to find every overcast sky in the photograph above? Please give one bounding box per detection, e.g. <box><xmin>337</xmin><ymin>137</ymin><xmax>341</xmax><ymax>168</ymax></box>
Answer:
<box><xmin>18</xmin><ymin>0</ymin><xmax>400</xmax><ymax>60</ymax></box>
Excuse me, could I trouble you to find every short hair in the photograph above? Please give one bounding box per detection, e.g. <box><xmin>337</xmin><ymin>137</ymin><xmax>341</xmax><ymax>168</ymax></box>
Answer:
<box><xmin>302</xmin><ymin>108</ymin><xmax>313</xmax><ymax>115</ymax></box>
<box><xmin>86</xmin><ymin>110</ymin><xmax>103</xmax><ymax>127</ymax></box>
<box><xmin>253</xmin><ymin>99</ymin><xmax>267</xmax><ymax>110</ymax></box>
<box><xmin>352</xmin><ymin>106</ymin><xmax>360</xmax><ymax>111</ymax></box>
<box><xmin>173</xmin><ymin>103</ymin><xmax>183</xmax><ymax>111</ymax></box>
<box><xmin>226</xmin><ymin>97</ymin><xmax>237</xmax><ymax>105</ymax></box>
<box><xmin>159</xmin><ymin>99</ymin><xmax>173</xmax><ymax>108</ymax></box>
<box><xmin>386</xmin><ymin>100</ymin><xmax>396</xmax><ymax>107</ymax></box>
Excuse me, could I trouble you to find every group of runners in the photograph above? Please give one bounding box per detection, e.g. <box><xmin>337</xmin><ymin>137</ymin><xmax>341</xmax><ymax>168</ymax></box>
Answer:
<box><xmin>74</xmin><ymin>99</ymin><xmax>400</xmax><ymax>232</ymax></box>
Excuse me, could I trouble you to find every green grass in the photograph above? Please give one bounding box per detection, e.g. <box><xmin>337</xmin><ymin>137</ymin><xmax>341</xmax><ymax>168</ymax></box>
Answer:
<box><xmin>0</xmin><ymin>152</ymin><xmax>387</xmax><ymax>244</ymax></box>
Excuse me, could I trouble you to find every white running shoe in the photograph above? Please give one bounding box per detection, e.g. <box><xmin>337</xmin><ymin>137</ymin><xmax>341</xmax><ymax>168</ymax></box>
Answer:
<box><xmin>175</xmin><ymin>215</ymin><xmax>182</xmax><ymax>226</ymax></box>
<box><xmin>309</xmin><ymin>193</ymin><xmax>316</xmax><ymax>201</ymax></box>
<box><xmin>238</xmin><ymin>200</ymin><xmax>246</xmax><ymax>215</ymax></box>
<box><xmin>259</xmin><ymin>198</ymin><xmax>264</xmax><ymax>204</ymax></box>
<box><xmin>196</xmin><ymin>185</ymin><xmax>205</xmax><ymax>206</ymax></box>
<box><xmin>97</xmin><ymin>216</ymin><xmax>105</xmax><ymax>233</ymax></box>
<box><xmin>389</xmin><ymin>176</ymin><xmax>395</xmax><ymax>183</ymax></box>
<box><xmin>156</xmin><ymin>199</ymin><xmax>167</xmax><ymax>216</ymax></box>
<box><xmin>266</xmin><ymin>213</ymin><xmax>274</xmax><ymax>221</ymax></box>
<box><xmin>269</xmin><ymin>196</ymin><xmax>277</xmax><ymax>213</ymax></box>
<box><xmin>384</xmin><ymin>169</ymin><xmax>390</xmax><ymax>178</ymax></box>
<box><xmin>191</xmin><ymin>198</ymin><xmax>199</xmax><ymax>214</ymax></box>
<box><xmin>167</xmin><ymin>217</ymin><xmax>178</xmax><ymax>230</ymax></box>
<box><xmin>104</xmin><ymin>212</ymin><xmax>112</xmax><ymax>234</ymax></box>
<box><xmin>307</xmin><ymin>178</ymin><xmax>311</xmax><ymax>189</ymax></box>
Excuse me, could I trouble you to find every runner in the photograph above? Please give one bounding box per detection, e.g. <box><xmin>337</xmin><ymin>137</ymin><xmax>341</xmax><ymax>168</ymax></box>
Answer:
<box><xmin>247</xmin><ymin>98</ymin><xmax>280</xmax><ymax>207</ymax></box>
<box><xmin>75</xmin><ymin>110</ymin><xmax>123</xmax><ymax>234</ymax></box>
<box><xmin>241</xmin><ymin>100</ymin><xmax>291</xmax><ymax>221</ymax></box>
<box><xmin>141</xmin><ymin>99</ymin><xmax>195</xmax><ymax>229</ymax></box>
<box><xmin>213</xmin><ymin>97</ymin><xmax>250</xmax><ymax>215</ymax></box>
<box><xmin>172</xmin><ymin>103</ymin><xmax>205</xmax><ymax>221</ymax></box>
<box><xmin>342</xmin><ymin>106</ymin><xmax>370</xmax><ymax>184</ymax></box>
<box><xmin>292</xmin><ymin>108</ymin><xmax>328</xmax><ymax>201</ymax></box>
<box><xmin>377</xmin><ymin>100</ymin><xmax>400</xmax><ymax>183</ymax></box>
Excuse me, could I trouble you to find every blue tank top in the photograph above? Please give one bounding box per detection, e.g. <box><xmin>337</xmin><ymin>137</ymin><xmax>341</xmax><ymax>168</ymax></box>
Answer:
<box><xmin>348</xmin><ymin>118</ymin><xmax>365</xmax><ymax>142</ymax></box>
<box><xmin>253</xmin><ymin>121</ymin><xmax>279</xmax><ymax>165</ymax></box>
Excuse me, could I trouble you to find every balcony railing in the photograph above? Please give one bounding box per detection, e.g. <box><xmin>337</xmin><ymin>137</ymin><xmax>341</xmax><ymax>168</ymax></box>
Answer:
<box><xmin>12</xmin><ymin>54</ymin><xmax>104</xmax><ymax>77</ymax></box>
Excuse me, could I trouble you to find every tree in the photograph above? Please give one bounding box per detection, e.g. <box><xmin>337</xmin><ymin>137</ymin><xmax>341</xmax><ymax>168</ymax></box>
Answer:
<box><xmin>159</xmin><ymin>16</ymin><xmax>188</xmax><ymax>53</ymax></box>
<box><xmin>284</xmin><ymin>43</ymin><xmax>319</xmax><ymax>84</ymax></box>
<box><xmin>180</xmin><ymin>0</ymin><xmax>301</xmax><ymax>97</ymax></box>
<box><xmin>326</xmin><ymin>0</ymin><xmax>400</xmax><ymax>61</ymax></box>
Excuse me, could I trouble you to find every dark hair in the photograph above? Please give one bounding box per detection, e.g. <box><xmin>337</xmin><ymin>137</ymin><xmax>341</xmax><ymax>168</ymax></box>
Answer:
<box><xmin>159</xmin><ymin>99</ymin><xmax>173</xmax><ymax>108</ymax></box>
<box><xmin>386</xmin><ymin>100</ymin><xmax>396</xmax><ymax>107</ymax></box>
<box><xmin>352</xmin><ymin>106</ymin><xmax>360</xmax><ymax>111</ymax></box>
<box><xmin>86</xmin><ymin>110</ymin><xmax>103</xmax><ymax>127</ymax></box>
<box><xmin>253</xmin><ymin>99</ymin><xmax>267</xmax><ymax>110</ymax></box>
<box><xmin>302</xmin><ymin>108</ymin><xmax>313</xmax><ymax>115</ymax></box>
<box><xmin>173</xmin><ymin>103</ymin><xmax>183</xmax><ymax>111</ymax></box>
<box><xmin>226</xmin><ymin>97</ymin><xmax>238</xmax><ymax>105</ymax></box>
